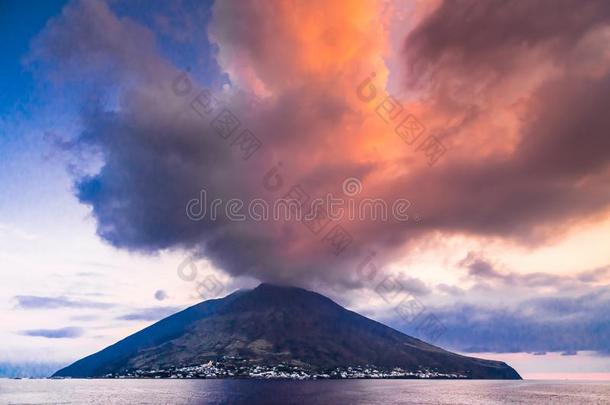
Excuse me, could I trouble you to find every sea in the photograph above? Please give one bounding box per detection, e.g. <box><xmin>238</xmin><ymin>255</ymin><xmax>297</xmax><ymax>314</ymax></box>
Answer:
<box><xmin>0</xmin><ymin>379</ymin><xmax>609</xmax><ymax>404</ymax></box>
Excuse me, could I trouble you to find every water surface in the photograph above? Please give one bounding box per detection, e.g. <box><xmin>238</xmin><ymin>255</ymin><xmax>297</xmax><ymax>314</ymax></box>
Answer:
<box><xmin>1</xmin><ymin>379</ymin><xmax>609</xmax><ymax>404</ymax></box>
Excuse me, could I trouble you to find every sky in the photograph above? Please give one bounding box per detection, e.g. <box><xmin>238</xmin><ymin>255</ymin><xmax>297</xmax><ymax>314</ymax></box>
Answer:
<box><xmin>1</xmin><ymin>0</ymin><xmax>610</xmax><ymax>379</ymax></box>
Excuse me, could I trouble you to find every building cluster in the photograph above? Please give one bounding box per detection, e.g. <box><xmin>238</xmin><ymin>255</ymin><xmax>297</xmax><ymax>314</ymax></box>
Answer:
<box><xmin>101</xmin><ymin>356</ymin><xmax>467</xmax><ymax>379</ymax></box>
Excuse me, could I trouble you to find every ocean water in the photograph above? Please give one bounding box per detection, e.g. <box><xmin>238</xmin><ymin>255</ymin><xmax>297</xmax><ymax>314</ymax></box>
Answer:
<box><xmin>0</xmin><ymin>379</ymin><xmax>609</xmax><ymax>405</ymax></box>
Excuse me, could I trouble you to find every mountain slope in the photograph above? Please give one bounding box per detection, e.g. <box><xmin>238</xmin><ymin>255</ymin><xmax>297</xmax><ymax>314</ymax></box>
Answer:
<box><xmin>53</xmin><ymin>284</ymin><xmax>520</xmax><ymax>379</ymax></box>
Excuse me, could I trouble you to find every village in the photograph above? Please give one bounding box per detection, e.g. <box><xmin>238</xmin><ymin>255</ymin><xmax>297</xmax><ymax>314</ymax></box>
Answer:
<box><xmin>102</xmin><ymin>357</ymin><xmax>468</xmax><ymax>380</ymax></box>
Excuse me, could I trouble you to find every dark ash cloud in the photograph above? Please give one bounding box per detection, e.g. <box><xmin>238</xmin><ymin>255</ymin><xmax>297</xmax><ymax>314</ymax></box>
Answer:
<box><xmin>405</xmin><ymin>0</ymin><xmax>610</xmax><ymax>78</ymax></box>
<box><xmin>394</xmin><ymin>0</ymin><xmax>610</xmax><ymax>245</ymax></box>
<box><xmin>29</xmin><ymin>0</ymin><xmax>377</xmax><ymax>288</ymax></box>
<box><xmin>28</xmin><ymin>0</ymin><xmax>610</xmax><ymax>290</ymax></box>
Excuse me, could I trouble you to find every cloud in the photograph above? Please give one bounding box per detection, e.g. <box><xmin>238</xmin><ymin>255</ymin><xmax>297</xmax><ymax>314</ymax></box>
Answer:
<box><xmin>459</xmin><ymin>253</ymin><xmax>503</xmax><ymax>279</ymax></box>
<box><xmin>578</xmin><ymin>266</ymin><xmax>610</xmax><ymax>283</ymax></box>
<box><xmin>457</xmin><ymin>252</ymin><xmax>610</xmax><ymax>291</ymax></box>
<box><xmin>154</xmin><ymin>289</ymin><xmax>168</xmax><ymax>301</ymax></box>
<box><xmin>404</xmin><ymin>287</ymin><xmax>610</xmax><ymax>354</ymax></box>
<box><xmin>29</xmin><ymin>0</ymin><xmax>610</xmax><ymax>291</ymax></box>
<box><xmin>394</xmin><ymin>0</ymin><xmax>610</xmax><ymax>244</ymax></box>
<box><xmin>0</xmin><ymin>223</ymin><xmax>38</xmax><ymax>241</ymax></box>
<box><xmin>117</xmin><ymin>306</ymin><xmax>182</xmax><ymax>321</ymax></box>
<box><xmin>14</xmin><ymin>295</ymin><xmax>113</xmax><ymax>310</ymax></box>
<box><xmin>394</xmin><ymin>275</ymin><xmax>431</xmax><ymax>296</ymax></box>
<box><xmin>437</xmin><ymin>283</ymin><xmax>464</xmax><ymax>296</ymax></box>
<box><xmin>20</xmin><ymin>327</ymin><xmax>83</xmax><ymax>339</ymax></box>
<box><xmin>75</xmin><ymin>271</ymin><xmax>102</xmax><ymax>277</ymax></box>
<box><xmin>29</xmin><ymin>0</ymin><xmax>388</xmax><ymax>288</ymax></box>
<box><xmin>405</xmin><ymin>0</ymin><xmax>610</xmax><ymax>78</ymax></box>
<box><xmin>70</xmin><ymin>314</ymin><xmax>99</xmax><ymax>322</ymax></box>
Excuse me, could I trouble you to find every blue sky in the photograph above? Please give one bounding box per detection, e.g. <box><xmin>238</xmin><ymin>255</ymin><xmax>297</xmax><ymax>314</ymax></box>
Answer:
<box><xmin>0</xmin><ymin>0</ymin><xmax>68</xmax><ymax>116</ymax></box>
